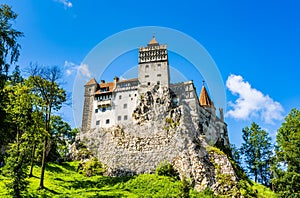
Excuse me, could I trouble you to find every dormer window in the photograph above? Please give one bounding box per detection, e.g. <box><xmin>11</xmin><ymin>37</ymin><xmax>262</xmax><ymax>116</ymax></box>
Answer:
<box><xmin>100</xmin><ymin>87</ymin><xmax>108</xmax><ymax>92</ymax></box>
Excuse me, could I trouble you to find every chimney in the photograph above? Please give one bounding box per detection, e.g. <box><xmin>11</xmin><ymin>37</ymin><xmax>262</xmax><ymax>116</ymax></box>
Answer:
<box><xmin>114</xmin><ymin>76</ymin><xmax>119</xmax><ymax>83</ymax></box>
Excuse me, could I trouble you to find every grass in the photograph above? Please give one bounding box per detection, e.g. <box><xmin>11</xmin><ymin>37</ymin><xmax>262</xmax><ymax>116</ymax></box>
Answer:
<box><xmin>0</xmin><ymin>161</ymin><xmax>278</xmax><ymax>197</ymax></box>
<box><xmin>252</xmin><ymin>182</ymin><xmax>278</xmax><ymax>198</ymax></box>
<box><xmin>0</xmin><ymin>161</ymin><xmax>209</xmax><ymax>197</ymax></box>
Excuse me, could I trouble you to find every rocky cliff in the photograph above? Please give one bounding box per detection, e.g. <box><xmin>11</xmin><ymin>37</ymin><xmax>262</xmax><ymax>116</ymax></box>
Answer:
<box><xmin>76</xmin><ymin>86</ymin><xmax>238</xmax><ymax>194</ymax></box>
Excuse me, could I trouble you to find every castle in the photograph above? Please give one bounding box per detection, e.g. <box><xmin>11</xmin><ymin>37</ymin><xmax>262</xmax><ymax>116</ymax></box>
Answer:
<box><xmin>77</xmin><ymin>37</ymin><xmax>238</xmax><ymax>192</ymax></box>
<box><xmin>81</xmin><ymin>37</ymin><xmax>229</xmax><ymax>146</ymax></box>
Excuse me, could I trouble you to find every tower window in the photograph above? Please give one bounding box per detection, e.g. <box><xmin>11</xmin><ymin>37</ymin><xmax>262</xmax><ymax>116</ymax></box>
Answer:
<box><xmin>157</xmin><ymin>74</ymin><xmax>161</xmax><ymax>77</ymax></box>
<box><xmin>124</xmin><ymin>115</ymin><xmax>128</xmax><ymax>120</ymax></box>
<box><xmin>119</xmin><ymin>95</ymin><xmax>122</xmax><ymax>100</ymax></box>
<box><xmin>145</xmin><ymin>75</ymin><xmax>149</xmax><ymax>78</ymax></box>
<box><xmin>147</xmin><ymin>82</ymin><xmax>151</xmax><ymax>86</ymax></box>
<box><xmin>95</xmin><ymin>109</ymin><xmax>98</xmax><ymax>113</ymax></box>
<box><xmin>118</xmin><ymin>116</ymin><xmax>121</xmax><ymax>121</ymax></box>
<box><xmin>106</xmin><ymin>119</ymin><xmax>110</xmax><ymax>124</ymax></box>
<box><xmin>124</xmin><ymin>104</ymin><xmax>127</xmax><ymax>109</ymax></box>
<box><xmin>145</xmin><ymin>65</ymin><xmax>149</xmax><ymax>72</ymax></box>
<box><xmin>96</xmin><ymin>120</ymin><xmax>100</xmax><ymax>125</ymax></box>
<box><xmin>157</xmin><ymin>81</ymin><xmax>160</xmax><ymax>85</ymax></box>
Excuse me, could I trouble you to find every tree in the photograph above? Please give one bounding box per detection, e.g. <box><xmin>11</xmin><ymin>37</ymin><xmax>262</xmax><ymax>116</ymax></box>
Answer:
<box><xmin>3</xmin><ymin>81</ymin><xmax>33</xmax><ymax>198</ymax></box>
<box><xmin>272</xmin><ymin>108</ymin><xmax>300</xmax><ymax>197</ymax></box>
<box><xmin>48</xmin><ymin>116</ymin><xmax>78</xmax><ymax>162</ymax></box>
<box><xmin>0</xmin><ymin>3</ymin><xmax>23</xmax><ymax>154</ymax></box>
<box><xmin>0</xmin><ymin>4</ymin><xmax>23</xmax><ymax>83</ymax></box>
<box><xmin>240</xmin><ymin>122</ymin><xmax>272</xmax><ymax>186</ymax></box>
<box><xmin>28</xmin><ymin>65</ymin><xmax>66</xmax><ymax>189</ymax></box>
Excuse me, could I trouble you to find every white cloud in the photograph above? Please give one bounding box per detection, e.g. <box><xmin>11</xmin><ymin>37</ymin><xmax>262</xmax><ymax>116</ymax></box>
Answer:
<box><xmin>55</xmin><ymin>0</ymin><xmax>73</xmax><ymax>8</ymax></box>
<box><xmin>64</xmin><ymin>61</ymin><xmax>91</xmax><ymax>78</ymax></box>
<box><xmin>78</xmin><ymin>64</ymin><xmax>91</xmax><ymax>78</ymax></box>
<box><xmin>226</xmin><ymin>74</ymin><xmax>284</xmax><ymax>124</ymax></box>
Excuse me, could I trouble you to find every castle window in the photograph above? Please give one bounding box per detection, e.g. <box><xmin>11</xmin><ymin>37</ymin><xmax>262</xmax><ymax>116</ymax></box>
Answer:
<box><xmin>101</xmin><ymin>107</ymin><xmax>106</xmax><ymax>112</ymax></box>
<box><xmin>118</xmin><ymin>116</ymin><xmax>121</xmax><ymax>121</ymax></box>
<box><xmin>95</xmin><ymin>109</ymin><xmax>98</xmax><ymax>113</ymax></box>
<box><xmin>96</xmin><ymin>120</ymin><xmax>100</xmax><ymax>125</ymax></box>
<box><xmin>145</xmin><ymin>65</ymin><xmax>149</xmax><ymax>72</ymax></box>
<box><xmin>134</xmin><ymin>94</ymin><xmax>137</xmax><ymax>97</ymax></box>
<box><xmin>124</xmin><ymin>115</ymin><xmax>128</xmax><ymax>120</ymax></box>
<box><xmin>148</xmin><ymin>82</ymin><xmax>150</xmax><ymax>86</ymax></box>
<box><xmin>123</xmin><ymin>104</ymin><xmax>127</xmax><ymax>109</ymax></box>
<box><xmin>119</xmin><ymin>95</ymin><xmax>122</xmax><ymax>100</ymax></box>
<box><xmin>157</xmin><ymin>64</ymin><xmax>161</xmax><ymax>70</ymax></box>
<box><xmin>145</xmin><ymin>75</ymin><xmax>149</xmax><ymax>78</ymax></box>
<box><xmin>106</xmin><ymin>119</ymin><xmax>110</xmax><ymax>124</ymax></box>
<box><xmin>157</xmin><ymin>74</ymin><xmax>161</xmax><ymax>77</ymax></box>
<box><xmin>157</xmin><ymin>81</ymin><xmax>160</xmax><ymax>85</ymax></box>
<box><xmin>129</xmin><ymin>94</ymin><xmax>131</xmax><ymax>97</ymax></box>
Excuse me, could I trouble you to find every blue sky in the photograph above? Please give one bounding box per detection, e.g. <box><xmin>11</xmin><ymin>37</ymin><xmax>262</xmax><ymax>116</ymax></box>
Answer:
<box><xmin>2</xmin><ymin>0</ymin><xmax>300</xmax><ymax>146</ymax></box>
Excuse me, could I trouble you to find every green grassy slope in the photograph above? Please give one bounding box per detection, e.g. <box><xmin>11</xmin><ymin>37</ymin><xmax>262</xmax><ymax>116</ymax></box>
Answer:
<box><xmin>0</xmin><ymin>161</ymin><xmax>277</xmax><ymax>197</ymax></box>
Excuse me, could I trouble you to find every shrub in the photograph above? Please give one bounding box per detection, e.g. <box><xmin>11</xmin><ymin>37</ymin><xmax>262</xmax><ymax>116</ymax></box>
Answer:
<box><xmin>78</xmin><ymin>157</ymin><xmax>106</xmax><ymax>177</ymax></box>
<box><xmin>155</xmin><ymin>161</ymin><xmax>179</xmax><ymax>179</ymax></box>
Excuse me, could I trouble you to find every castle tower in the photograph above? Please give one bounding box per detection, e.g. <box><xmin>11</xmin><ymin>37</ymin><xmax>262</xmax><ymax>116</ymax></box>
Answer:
<box><xmin>138</xmin><ymin>36</ymin><xmax>170</xmax><ymax>91</ymax></box>
<box><xmin>82</xmin><ymin>78</ymin><xmax>99</xmax><ymax>132</ymax></box>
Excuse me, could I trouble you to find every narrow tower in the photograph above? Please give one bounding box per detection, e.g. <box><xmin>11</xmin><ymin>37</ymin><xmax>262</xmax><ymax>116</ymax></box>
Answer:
<box><xmin>138</xmin><ymin>36</ymin><xmax>170</xmax><ymax>92</ymax></box>
<box><xmin>82</xmin><ymin>78</ymin><xmax>99</xmax><ymax>132</ymax></box>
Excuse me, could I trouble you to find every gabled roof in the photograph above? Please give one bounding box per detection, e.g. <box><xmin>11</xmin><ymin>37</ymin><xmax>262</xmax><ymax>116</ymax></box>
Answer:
<box><xmin>199</xmin><ymin>85</ymin><xmax>212</xmax><ymax>107</ymax></box>
<box><xmin>85</xmin><ymin>77</ymin><xmax>98</xmax><ymax>86</ymax></box>
<box><xmin>95</xmin><ymin>82</ymin><xmax>115</xmax><ymax>95</ymax></box>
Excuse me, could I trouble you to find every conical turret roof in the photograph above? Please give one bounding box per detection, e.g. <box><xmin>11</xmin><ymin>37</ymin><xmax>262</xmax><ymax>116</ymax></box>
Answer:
<box><xmin>199</xmin><ymin>85</ymin><xmax>212</xmax><ymax>107</ymax></box>
<box><xmin>85</xmin><ymin>77</ymin><xmax>97</xmax><ymax>86</ymax></box>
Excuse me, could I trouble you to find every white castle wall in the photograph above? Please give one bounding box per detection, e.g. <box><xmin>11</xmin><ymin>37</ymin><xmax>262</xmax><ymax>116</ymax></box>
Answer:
<box><xmin>113</xmin><ymin>90</ymin><xmax>138</xmax><ymax>124</ymax></box>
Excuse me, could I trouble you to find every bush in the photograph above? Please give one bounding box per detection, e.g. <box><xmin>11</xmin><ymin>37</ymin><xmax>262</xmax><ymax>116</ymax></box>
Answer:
<box><xmin>155</xmin><ymin>161</ymin><xmax>179</xmax><ymax>179</ymax></box>
<box><xmin>78</xmin><ymin>157</ymin><xmax>106</xmax><ymax>177</ymax></box>
<box><xmin>178</xmin><ymin>176</ymin><xmax>191</xmax><ymax>198</ymax></box>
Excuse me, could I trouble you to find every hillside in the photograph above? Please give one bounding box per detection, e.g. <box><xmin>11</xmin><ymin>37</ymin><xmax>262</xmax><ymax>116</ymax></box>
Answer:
<box><xmin>0</xmin><ymin>161</ymin><xmax>276</xmax><ymax>197</ymax></box>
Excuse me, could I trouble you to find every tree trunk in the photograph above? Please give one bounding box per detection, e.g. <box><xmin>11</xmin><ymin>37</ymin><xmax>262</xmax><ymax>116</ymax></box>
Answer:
<box><xmin>39</xmin><ymin>110</ymin><xmax>51</xmax><ymax>190</ymax></box>
<box><xmin>39</xmin><ymin>136</ymin><xmax>47</xmax><ymax>189</ymax></box>
<box><xmin>29</xmin><ymin>142</ymin><xmax>36</xmax><ymax>177</ymax></box>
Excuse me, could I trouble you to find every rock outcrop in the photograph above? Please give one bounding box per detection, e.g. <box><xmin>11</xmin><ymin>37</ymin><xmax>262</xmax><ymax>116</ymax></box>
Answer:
<box><xmin>77</xmin><ymin>86</ymin><xmax>238</xmax><ymax>194</ymax></box>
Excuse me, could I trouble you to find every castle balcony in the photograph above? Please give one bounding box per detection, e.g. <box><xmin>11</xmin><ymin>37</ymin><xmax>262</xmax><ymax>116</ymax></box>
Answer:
<box><xmin>97</xmin><ymin>99</ymin><xmax>112</xmax><ymax>108</ymax></box>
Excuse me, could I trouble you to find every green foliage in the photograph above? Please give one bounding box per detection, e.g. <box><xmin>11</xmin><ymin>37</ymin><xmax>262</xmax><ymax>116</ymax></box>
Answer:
<box><xmin>275</xmin><ymin>108</ymin><xmax>300</xmax><ymax>172</ymax></box>
<box><xmin>178</xmin><ymin>176</ymin><xmax>192</xmax><ymax>198</ymax></box>
<box><xmin>240</xmin><ymin>122</ymin><xmax>273</xmax><ymax>185</ymax></box>
<box><xmin>0</xmin><ymin>4</ymin><xmax>23</xmax><ymax>149</ymax></box>
<box><xmin>155</xmin><ymin>160</ymin><xmax>179</xmax><ymax>179</ymax></box>
<box><xmin>3</xmin><ymin>138</ymin><xmax>30</xmax><ymax>198</ymax></box>
<box><xmin>49</xmin><ymin>116</ymin><xmax>78</xmax><ymax>162</ymax></box>
<box><xmin>78</xmin><ymin>157</ymin><xmax>107</xmax><ymax>177</ymax></box>
<box><xmin>272</xmin><ymin>108</ymin><xmax>300</xmax><ymax>197</ymax></box>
